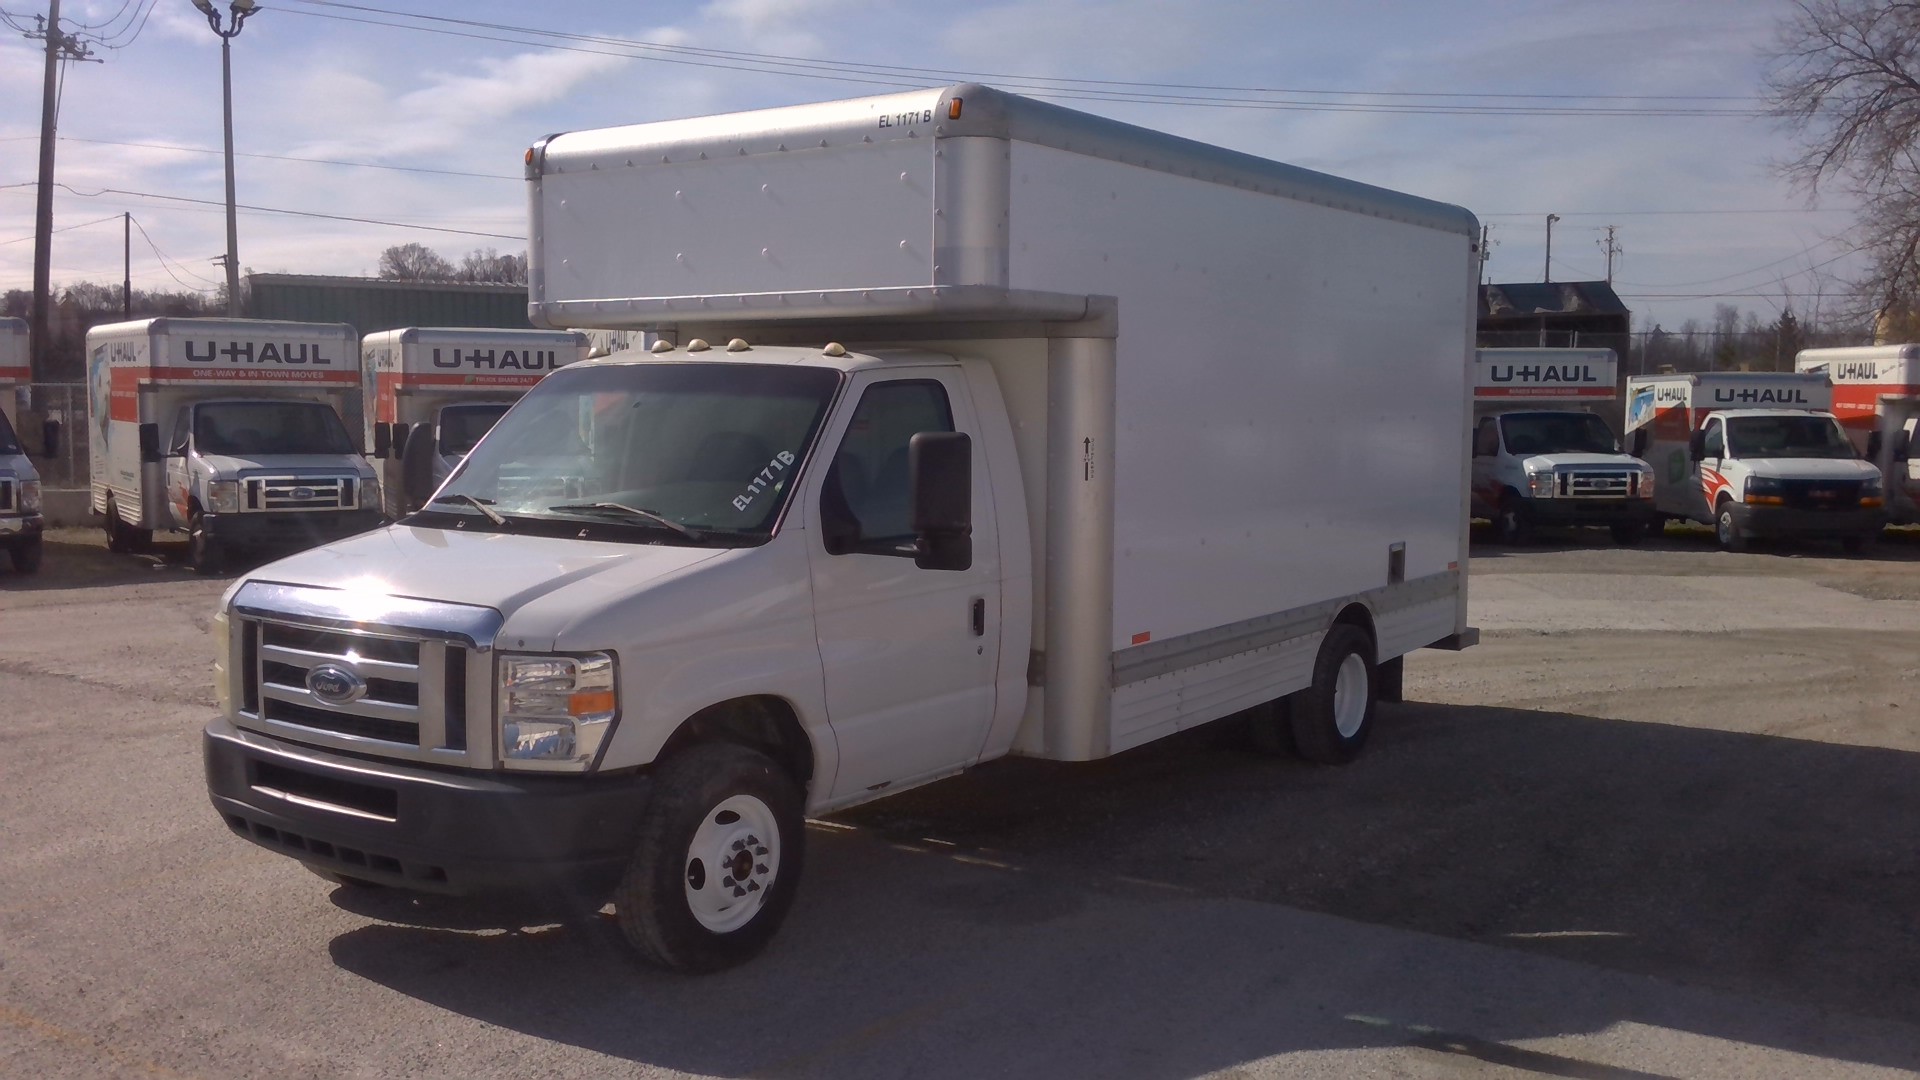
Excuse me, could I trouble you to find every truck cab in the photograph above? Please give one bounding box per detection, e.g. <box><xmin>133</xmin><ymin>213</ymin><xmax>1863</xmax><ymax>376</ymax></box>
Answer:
<box><xmin>1469</xmin><ymin>348</ymin><xmax>1654</xmax><ymax>544</ymax></box>
<box><xmin>1686</xmin><ymin>409</ymin><xmax>1883</xmax><ymax>551</ymax></box>
<box><xmin>0</xmin><ymin>317</ymin><xmax>45</xmax><ymax>574</ymax></box>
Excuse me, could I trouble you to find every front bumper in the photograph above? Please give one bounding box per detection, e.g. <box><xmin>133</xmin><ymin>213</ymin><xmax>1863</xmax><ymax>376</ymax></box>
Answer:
<box><xmin>0</xmin><ymin>513</ymin><xmax>43</xmax><ymax>544</ymax></box>
<box><xmin>1728</xmin><ymin>503</ymin><xmax>1883</xmax><ymax>539</ymax></box>
<box><xmin>202</xmin><ymin>508</ymin><xmax>383</xmax><ymax>551</ymax></box>
<box><xmin>204</xmin><ymin>718</ymin><xmax>652</xmax><ymax>898</ymax></box>
<box><xmin>1518</xmin><ymin>497</ymin><xmax>1655</xmax><ymax>527</ymax></box>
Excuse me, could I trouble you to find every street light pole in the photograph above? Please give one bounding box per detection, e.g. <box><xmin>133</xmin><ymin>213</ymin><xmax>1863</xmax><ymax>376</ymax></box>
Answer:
<box><xmin>1544</xmin><ymin>213</ymin><xmax>1560</xmax><ymax>284</ymax></box>
<box><xmin>193</xmin><ymin>0</ymin><xmax>257</xmax><ymax>317</ymax></box>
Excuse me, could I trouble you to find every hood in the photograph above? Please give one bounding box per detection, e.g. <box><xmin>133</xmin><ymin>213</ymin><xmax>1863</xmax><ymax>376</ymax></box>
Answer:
<box><xmin>0</xmin><ymin>452</ymin><xmax>35</xmax><ymax>480</ymax></box>
<box><xmin>1732</xmin><ymin>456</ymin><xmax>1880</xmax><ymax>481</ymax></box>
<box><xmin>198</xmin><ymin>452</ymin><xmax>373</xmax><ymax>478</ymax></box>
<box><xmin>1520</xmin><ymin>452</ymin><xmax>1645</xmax><ymax>470</ymax></box>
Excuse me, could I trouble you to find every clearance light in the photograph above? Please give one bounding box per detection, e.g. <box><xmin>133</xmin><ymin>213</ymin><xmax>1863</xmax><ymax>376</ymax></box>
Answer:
<box><xmin>686</xmin><ymin>338</ymin><xmax>711</xmax><ymax>353</ymax></box>
<box><xmin>649</xmin><ymin>340</ymin><xmax>675</xmax><ymax>354</ymax></box>
<box><xmin>948</xmin><ymin>97</ymin><xmax>963</xmax><ymax>120</ymax></box>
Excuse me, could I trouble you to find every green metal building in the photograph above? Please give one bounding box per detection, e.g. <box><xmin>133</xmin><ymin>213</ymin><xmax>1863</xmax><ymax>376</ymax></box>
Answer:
<box><xmin>246</xmin><ymin>274</ymin><xmax>531</xmax><ymax>334</ymax></box>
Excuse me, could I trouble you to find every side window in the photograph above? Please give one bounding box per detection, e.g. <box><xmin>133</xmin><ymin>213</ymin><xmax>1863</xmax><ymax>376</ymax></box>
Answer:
<box><xmin>168</xmin><ymin>407</ymin><xmax>192</xmax><ymax>455</ymax></box>
<box><xmin>822</xmin><ymin>380</ymin><xmax>954</xmax><ymax>556</ymax></box>
<box><xmin>1474</xmin><ymin>418</ymin><xmax>1500</xmax><ymax>457</ymax></box>
<box><xmin>1703</xmin><ymin>420</ymin><xmax>1725</xmax><ymax>459</ymax></box>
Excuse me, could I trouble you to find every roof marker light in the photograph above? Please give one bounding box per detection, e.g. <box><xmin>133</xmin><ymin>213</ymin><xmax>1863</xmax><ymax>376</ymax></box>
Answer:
<box><xmin>687</xmin><ymin>339</ymin><xmax>711</xmax><ymax>352</ymax></box>
<box><xmin>649</xmin><ymin>340</ymin><xmax>674</xmax><ymax>354</ymax></box>
<box><xmin>949</xmin><ymin>98</ymin><xmax>963</xmax><ymax>120</ymax></box>
<box><xmin>726</xmin><ymin>339</ymin><xmax>751</xmax><ymax>352</ymax></box>
<box><xmin>823</xmin><ymin>343</ymin><xmax>847</xmax><ymax>357</ymax></box>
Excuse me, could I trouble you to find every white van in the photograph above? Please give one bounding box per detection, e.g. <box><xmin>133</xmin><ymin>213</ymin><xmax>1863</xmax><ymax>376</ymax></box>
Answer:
<box><xmin>86</xmin><ymin>318</ymin><xmax>381</xmax><ymax>572</ymax></box>
<box><xmin>1625</xmin><ymin>371</ymin><xmax>1882</xmax><ymax>551</ymax></box>
<box><xmin>203</xmin><ymin>84</ymin><xmax>1480</xmax><ymax>972</ymax></box>
<box><xmin>0</xmin><ymin>317</ymin><xmax>45</xmax><ymax>573</ymax></box>
<box><xmin>362</xmin><ymin>327</ymin><xmax>587</xmax><ymax>517</ymax></box>
<box><xmin>1794</xmin><ymin>344</ymin><xmax>1920</xmax><ymax>524</ymax></box>
<box><xmin>1470</xmin><ymin>348</ymin><xmax>1655</xmax><ymax>544</ymax></box>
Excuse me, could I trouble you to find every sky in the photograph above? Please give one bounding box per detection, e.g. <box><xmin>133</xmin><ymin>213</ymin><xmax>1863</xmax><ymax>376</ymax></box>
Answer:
<box><xmin>0</xmin><ymin>0</ymin><xmax>1866</xmax><ymax>333</ymax></box>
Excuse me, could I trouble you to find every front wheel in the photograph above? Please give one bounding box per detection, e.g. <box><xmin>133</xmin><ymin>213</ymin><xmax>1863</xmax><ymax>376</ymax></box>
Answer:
<box><xmin>188</xmin><ymin>511</ymin><xmax>225</xmax><ymax>575</ymax></box>
<box><xmin>614</xmin><ymin>743</ymin><xmax>805</xmax><ymax>974</ymax></box>
<box><xmin>1493</xmin><ymin>496</ymin><xmax>1531</xmax><ymax>546</ymax></box>
<box><xmin>1288</xmin><ymin>623</ymin><xmax>1376</xmax><ymax>765</ymax></box>
<box><xmin>1714</xmin><ymin>501</ymin><xmax>1746</xmax><ymax>553</ymax></box>
<box><xmin>8</xmin><ymin>537</ymin><xmax>42</xmax><ymax>574</ymax></box>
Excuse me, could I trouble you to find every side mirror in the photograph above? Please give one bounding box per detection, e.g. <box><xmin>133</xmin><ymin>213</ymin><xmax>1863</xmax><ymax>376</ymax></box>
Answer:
<box><xmin>400</xmin><ymin>422</ymin><xmax>438</xmax><ymax>512</ymax></box>
<box><xmin>909</xmin><ymin>431</ymin><xmax>972</xmax><ymax>572</ymax></box>
<box><xmin>1867</xmin><ymin>431</ymin><xmax>1884</xmax><ymax>461</ymax></box>
<box><xmin>391</xmin><ymin>422</ymin><xmax>410</xmax><ymax>460</ymax></box>
<box><xmin>1688</xmin><ymin>431</ymin><xmax>1707</xmax><ymax>462</ymax></box>
<box><xmin>138</xmin><ymin>422</ymin><xmax>163</xmax><ymax>464</ymax></box>
<box><xmin>372</xmin><ymin>422</ymin><xmax>392</xmax><ymax>460</ymax></box>
<box><xmin>1630</xmin><ymin>430</ymin><xmax>1649</xmax><ymax>458</ymax></box>
<box><xmin>40</xmin><ymin>418</ymin><xmax>60</xmax><ymax>459</ymax></box>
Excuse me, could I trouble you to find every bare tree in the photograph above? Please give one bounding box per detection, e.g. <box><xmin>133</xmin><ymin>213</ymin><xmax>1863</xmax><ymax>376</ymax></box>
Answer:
<box><xmin>454</xmin><ymin>247</ymin><xmax>528</xmax><ymax>285</ymax></box>
<box><xmin>1764</xmin><ymin>1</ymin><xmax>1920</xmax><ymax>326</ymax></box>
<box><xmin>377</xmin><ymin>242</ymin><xmax>456</xmax><ymax>281</ymax></box>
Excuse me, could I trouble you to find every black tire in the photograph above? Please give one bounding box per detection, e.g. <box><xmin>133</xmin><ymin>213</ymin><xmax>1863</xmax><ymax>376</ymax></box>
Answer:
<box><xmin>1493</xmin><ymin>494</ymin><xmax>1531</xmax><ymax>546</ymax></box>
<box><xmin>1288</xmin><ymin>623</ymin><xmax>1376</xmax><ymax>765</ymax></box>
<box><xmin>614</xmin><ymin>743</ymin><xmax>805</xmax><ymax>974</ymax></box>
<box><xmin>1714</xmin><ymin>499</ymin><xmax>1746</xmax><ymax>553</ymax></box>
<box><xmin>103</xmin><ymin>500</ymin><xmax>128</xmax><ymax>553</ymax></box>
<box><xmin>1609</xmin><ymin>519</ymin><xmax>1647</xmax><ymax>546</ymax></box>
<box><xmin>188</xmin><ymin>510</ymin><xmax>225</xmax><ymax>575</ymax></box>
<box><xmin>8</xmin><ymin>537</ymin><xmax>42</xmax><ymax>574</ymax></box>
<box><xmin>1841</xmin><ymin>531</ymin><xmax>1880</xmax><ymax>555</ymax></box>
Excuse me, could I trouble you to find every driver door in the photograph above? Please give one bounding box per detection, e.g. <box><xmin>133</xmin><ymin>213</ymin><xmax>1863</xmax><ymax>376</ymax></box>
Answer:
<box><xmin>1693</xmin><ymin>418</ymin><xmax>1728</xmax><ymax>520</ymax></box>
<box><xmin>805</xmin><ymin>369</ymin><xmax>1001</xmax><ymax>800</ymax></box>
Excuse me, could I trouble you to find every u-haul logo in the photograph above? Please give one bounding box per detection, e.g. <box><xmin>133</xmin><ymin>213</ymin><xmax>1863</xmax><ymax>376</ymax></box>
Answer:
<box><xmin>1654</xmin><ymin>385</ymin><xmax>1689</xmax><ymax>404</ymax></box>
<box><xmin>1830</xmin><ymin>360</ymin><xmax>1888</xmax><ymax>381</ymax></box>
<box><xmin>1488</xmin><ymin>364</ymin><xmax>1603</xmax><ymax>385</ymax></box>
<box><xmin>430</xmin><ymin>348</ymin><xmax>559</xmax><ymax>371</ymax></box>
<box><xmin>185</xmin><ymin>340</ymin><xmax>337</xmax><ymax>365</ymax></box>
<box><xmin>1711</xmin><ymin>387</ymin><xmax>1810</xmax><ymax>405</ymax></box>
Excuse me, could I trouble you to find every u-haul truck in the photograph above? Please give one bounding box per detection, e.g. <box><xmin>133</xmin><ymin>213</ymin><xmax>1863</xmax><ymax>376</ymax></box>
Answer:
<box><xmin>1469</xmin><ymin>347</ymin><xmax>1655</xmax><ymax>544</ymax></box>
<box><xmin>1794</xmin><ymin>344</ymin><xmax>1920</xmax><ymax>524</ymax></box>
<box><xmin>0</xmin><ymin>317</ymin><xmax>44</xmax><ymax>573</ymax></box>
<box><xmin>1624</xmin><ymin>371</ymin><xmax>1882</xmax><ymax>551</ymax></box>
<box><xmin>203</xmin><ymin>83</ymin><xmax>1480</xmax><ymax>973</ymax></box>
<box><xmin>86</xmin><ymin>318</ymin><xmax>381</xmax><ymax>573</ymax></box>
<box><xmin>362</xmin><ymin>327</ymin><xmax>587</xmax><ymax>517</ymax></box>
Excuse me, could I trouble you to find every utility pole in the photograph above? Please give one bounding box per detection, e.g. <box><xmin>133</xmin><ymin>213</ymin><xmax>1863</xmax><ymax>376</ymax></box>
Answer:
<box><xmin>1598</xmin><ymin>225</ymin><xmax>1622</xmax><ymax>284</ymax></box>
<box><xmin>193</xmin><ymin>0</ymin><xmax>259</xmax><ymax>318</ymax></box>
<box><xmin>1479</xmin><ymin>223</ymin><xmax>1497</xmax><ymax>284</ymax></box>
<box><xmin>1543</xmin><ymin>213</ymin><xmax>1561</xmax><ymax>284</ymax></box>
<box><xmin>27</xmin><ymin>1</ymin><xmax>93</xmax><ymax>382</ymax></box>
<box><xmin>123</xmin><ymin>212</ymin><xmax>131</xmax><ymax>319</ymax></box>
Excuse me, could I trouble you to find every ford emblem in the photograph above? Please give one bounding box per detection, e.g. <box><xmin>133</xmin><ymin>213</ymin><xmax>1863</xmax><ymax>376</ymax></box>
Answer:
<box><xmin>291</xmin><ymin>486</ymin><xmax>317</xmax><ymax>501</ymax></box>
<box><xmin>306</xmin><ymin>663</ymin><xmax>367</xmax><ymax>706</ymax></box>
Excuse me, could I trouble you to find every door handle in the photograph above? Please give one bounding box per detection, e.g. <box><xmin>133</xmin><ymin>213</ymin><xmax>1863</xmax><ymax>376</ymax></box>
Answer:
<box><xmin>971</xmin><ymin>597</ymin><xmax>986</xmax><ymax>637</ymax></box>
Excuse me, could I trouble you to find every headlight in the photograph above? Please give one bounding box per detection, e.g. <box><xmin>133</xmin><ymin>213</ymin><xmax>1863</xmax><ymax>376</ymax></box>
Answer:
<box><xmin>1744</xmin><ymin>476</ymin><xmax>1784</xmax><ymax>505</ymax></box>
<box><xmin>363</xmin><ymin>475</ymin><xmax>381</xmax><ymax>510</ymax></box>
<box><xmin>1634</xmin><ymin>470</ymin><xmax>1655</xmax><ymax>499</ymax></box>
<box><xmin>210</xmin><ymin>479</ymin><xmax>241</xmax><ymax>514</ymax></box>
<box><xmin>499</xmin><ymin>652</ymin><xmax>617</xmax><ymax>769</ymax></box>
<box><xmin>1527</xmin><ymin>470</ymin><xmax>1556</xmax><ymax>498</ymax></box>
<box><xmin>19</xmin><ymin>480</ymin><xmax>40</xmax><ymax>513</ymax></box>
<box><xmin>212</xmin><ymin>609</ymin><xmax>232</xmax><ymax>715</ymax></box>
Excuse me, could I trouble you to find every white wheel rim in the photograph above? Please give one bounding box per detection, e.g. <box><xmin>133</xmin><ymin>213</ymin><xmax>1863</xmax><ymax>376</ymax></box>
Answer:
<box><xmin>684</xmin><ymin>793</ymin><xmax>781</xmax><ymax>934</ymax></box>
<box><xmin>1332</xmin><ymin>652</ymin><xmax>1370</xmax><ymax>739</ymax></box>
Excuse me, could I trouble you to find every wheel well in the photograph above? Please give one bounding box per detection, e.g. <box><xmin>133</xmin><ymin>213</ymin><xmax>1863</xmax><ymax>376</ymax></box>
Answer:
<box><xmin>1331</xmin><ymin>603</ymin><xmax>1377</xmax><ymax>660</ymax></box>
<box><xmin>660</xmin><ymin>696</ymin><xmax>814</xmax><ymax>786</ymax></box>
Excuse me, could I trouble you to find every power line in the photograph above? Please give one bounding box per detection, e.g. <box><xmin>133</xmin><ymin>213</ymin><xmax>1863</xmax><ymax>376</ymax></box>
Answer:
<box><xmin>270</xmin><ymin>2</ymin><xmax>1764</xmax><ymax>118</ymax></box>
<box><xmin>1613</xmin><ymin>236</ymin><xmax>1849</xmax><ymax>289</ymax></box>
<box><xmin>55</xmin><ymin>135</ymin><xmax>517</xmax><ymax>179</ymax></box>
<box><xmin>128</xmin><ymin>214</ymin><xmax>222</xmax><ymax>291</ymax></box>
<box><xmin>39</xmin><ymin>180</ymin><xmax>525</xmax><ymax>238</ymax></box>
<box><xmin>0</xmin><ymin>211</ymin><xmax>120</xmax><ymax>245</ymax></box>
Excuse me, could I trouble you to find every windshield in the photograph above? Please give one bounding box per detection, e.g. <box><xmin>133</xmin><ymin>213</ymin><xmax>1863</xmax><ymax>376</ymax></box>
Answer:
<box><xmin>194</xmin><ymin>402</ymin><xmax>355</xmax><ymax>456</ymax></box>
<box><xmin>437</xmin><ymin>403</ymin><xmax>513</xmax><ymax>457</ymax></box>
<box><xmin>424</xmin><ymin>362</ymin><xmax>840</xmax><ymax>542</ymax></box>
<box><xmin>1499</xmin><ymin>412</ymin><xmax>1619</xmax><ymax>455</ymax></box>
<box><xmin>0</xmin><ymin>409</ymin><xmax>18</xmax><ymax>456</ymax></box>
<box><xmin>1726</xmin><ymin>415</ymin><xmax>1857</xmax><ymax>459</ymax></box>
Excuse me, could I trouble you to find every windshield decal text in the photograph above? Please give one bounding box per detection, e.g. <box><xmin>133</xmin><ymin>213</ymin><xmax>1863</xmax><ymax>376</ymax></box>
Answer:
<box><xmin>732</xmin><ymin>451</ymin><xmax>796</xmax><ymax>512</ymax></box>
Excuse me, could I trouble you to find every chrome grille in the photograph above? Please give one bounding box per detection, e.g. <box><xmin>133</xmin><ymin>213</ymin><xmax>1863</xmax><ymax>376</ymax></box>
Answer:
<box><xmin>238</xmin><ymin>618</ymin><xmax>471</xmax><ymax>760</ymax></box>
<box><xmin>244</xmin><ymin>475</ymin><xmax>358</xmax><ymax>512</ymax></box>
<box><xmin>1557</xmin><ymin>471</ymin><xmax>1634</xmax><ymax>498</ymax></box>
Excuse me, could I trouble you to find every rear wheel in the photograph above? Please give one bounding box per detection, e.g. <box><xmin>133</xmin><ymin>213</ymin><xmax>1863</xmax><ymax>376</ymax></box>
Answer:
<box><xmin>1714</xmin><ymin>500</ymin><xmax>1746</xmax><ymax>553</ymax></box>
<box><xmin>103</xmin><ymin>499</ymin><xmax>127</xmax><ymax>553</ymax></box>
<box><xmin>614</xmin><ymin>743</ymin><xmax>805</xmax><ymax>974</ymax></box>
<box><xmin>8</xmin><ymin>537</ymin><xmax>41</xmax><ymax>574</ymax></box>
<box><xmin>1288</xmin><ymin>623</ymin><xmax>1376</xmax><ymax>765</ymax></box>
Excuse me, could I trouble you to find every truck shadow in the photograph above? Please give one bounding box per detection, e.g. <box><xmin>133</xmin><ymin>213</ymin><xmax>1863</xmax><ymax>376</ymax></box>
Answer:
<box><xmin>1471</xmin><ymin>521</ymin><xmax>1920</xmax><ymax>560</ymax></box>
<box><xmin>326</xmin><ymin>703</ymin><xmax>1920</xmax><ymax>1077</ymax></box>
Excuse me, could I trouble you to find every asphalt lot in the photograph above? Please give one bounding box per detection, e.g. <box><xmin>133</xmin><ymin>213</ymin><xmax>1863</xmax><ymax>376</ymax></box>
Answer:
<box><xmin>4</xmin><ymin>524</ymin><xmax>1920</xmax><ymax>1078</ymax></box>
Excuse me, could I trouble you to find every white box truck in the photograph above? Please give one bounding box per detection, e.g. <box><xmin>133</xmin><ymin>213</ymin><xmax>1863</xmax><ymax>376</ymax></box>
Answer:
<box><xmin>203</xmin><ymin>84</ymin><xmax>1480</xmax><ymax>972</ymax></box>
<box><xmin>1469</xmin><ymin>347</ymin><xmax>1655</xmax><ymax>544</ymax></box>
<box><xmin>1624</xmin><ymin>370</ymin><xmax>1882</xmax><ymax>551</ymax></box>
<box><xmin>86</xmin><ymin>318</ymin><xmax>381</xmax><ymax>572</ymax></box>
<box><xmin>362</xmin><ymin>327</ymin><xmax>587</xmax><ymax>517</ymax></box>
<box><xmin>0</xmin><ymin>317</ymin><xmax>45</xmax><ymax>573</ymax></box>
<box><xmin>1794</xmin><ymin>344</ymin><xmax>1920</xmax><ymax>524</ymax></box>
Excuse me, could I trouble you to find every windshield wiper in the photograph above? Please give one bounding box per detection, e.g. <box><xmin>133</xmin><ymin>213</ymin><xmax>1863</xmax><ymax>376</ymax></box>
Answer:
<box><xmin>430</xmin><ymin>493</ymin><xmax>507</xmax><ymax>526</ymax></box>
<box><xmin>546</xmin><ymin>502</ymin><xmax>703</xmax><ymax>540</ymax></box>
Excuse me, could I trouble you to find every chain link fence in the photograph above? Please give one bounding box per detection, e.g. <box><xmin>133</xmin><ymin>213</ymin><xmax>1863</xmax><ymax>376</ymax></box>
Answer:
<box><xmin>12</xmin><ymin>382</ymin><xmax>89</xmax><ymax>490</ymax></box>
